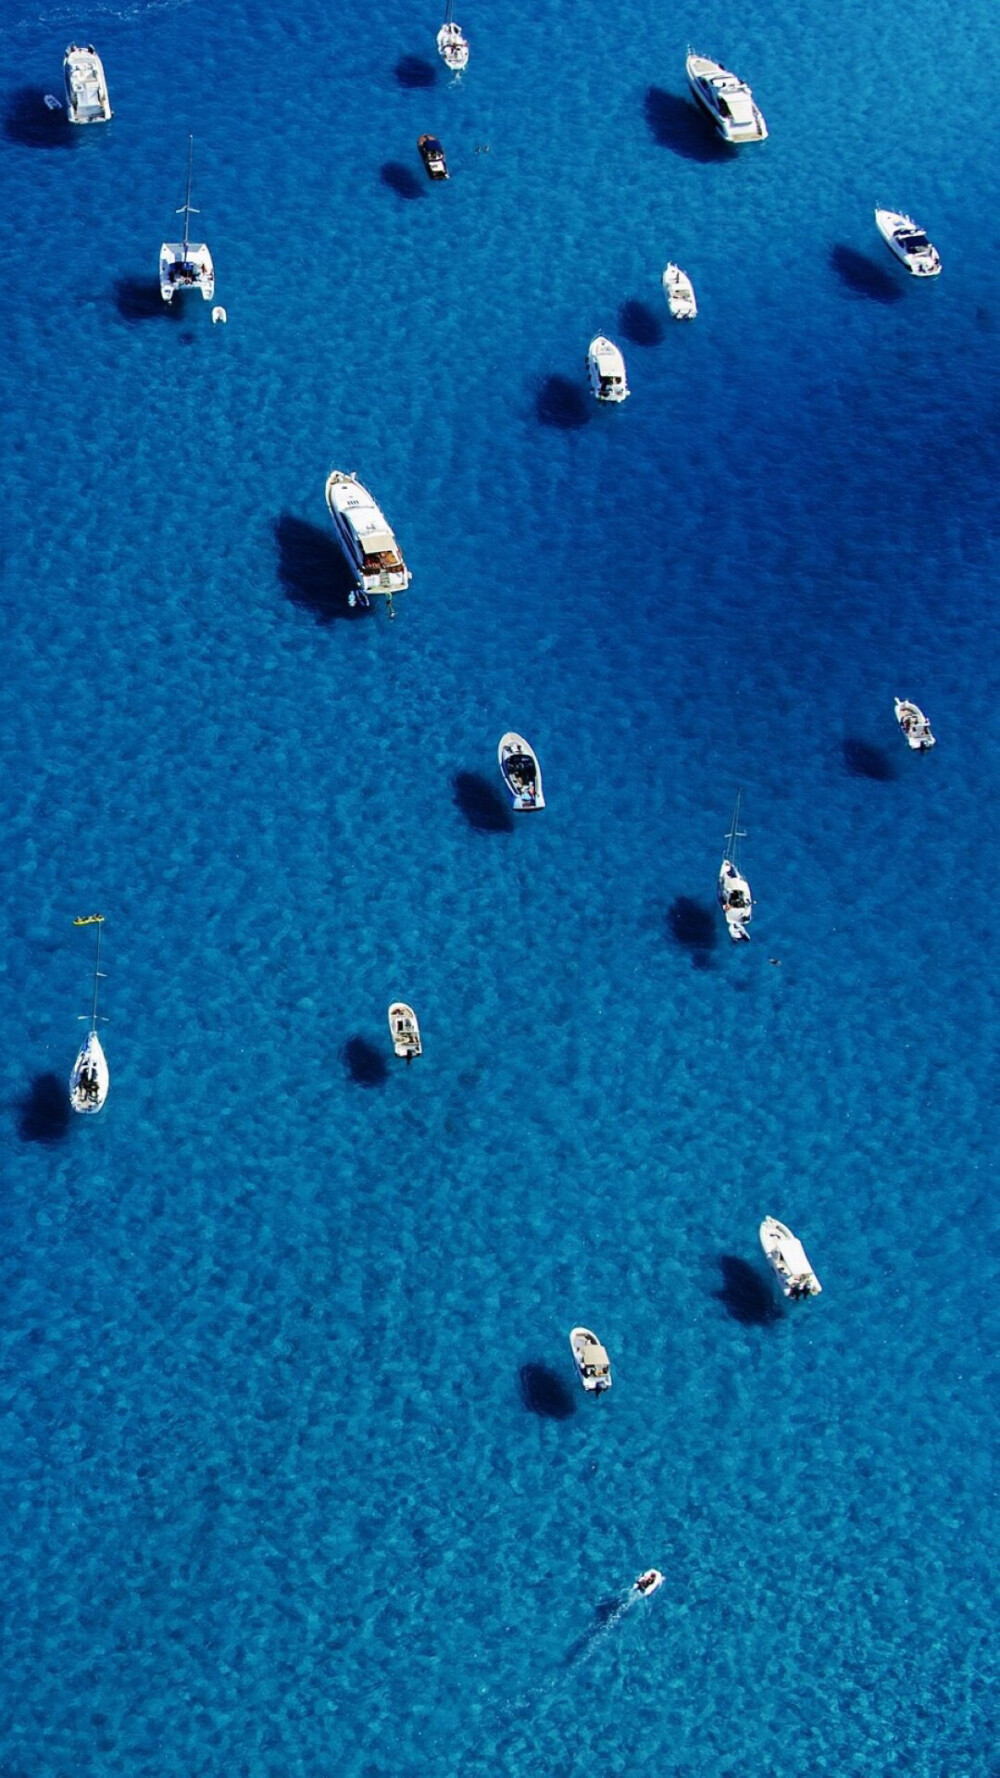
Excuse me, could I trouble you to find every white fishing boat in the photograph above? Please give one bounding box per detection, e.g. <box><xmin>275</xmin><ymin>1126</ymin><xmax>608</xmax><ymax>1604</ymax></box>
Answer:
<box><xmin>586</xmin><ymin>335</ymin><xmax>629</xmax><ymax>402</ymax></box>
<box><xmin>569</xmin><ymin>1326</ymin><xmax>612</xmax><ymax>1394</ymax></box>
<box><xmin>63</xmin><ymin>44</ymin><xmax>112</xmax><ymax>124</ymax></box>
<box><xmin>718</xmin><ymin>792</ymin><xmax>752</xmax><ymax>943</ymax></box>
<box><xmin>69</xmin><ymin>915</ymin><xmax>109</xmax><ymax>1114</ymax></box>
<box><xmin>685</xmin><ymin>51</ymin><xmax>767</xmax><ymax>143</ymax></box>
<box><xmin>634</xmin><ymin>1569</ymin><xmax>664</xmax><ymax>1597</ymax></box>
<box><xmin>498</xmin><ymin>732</ymin><xmax>545</xmax><ymax>810</ymax></box>
<box><xmin>436</xmin><ymin>1</ymin><xmax>469</xmax><ymax>71</ymax></box>
<box><xmin>388</xmin><ymin>1001</ymin><xmax>422</xmax><ymax>1061</ymax></box>
<box><xmin>663</xmin><ymin>263</ymin><xmax>697</xmax><ymax>320</ymax></box>
<box><xmin>326</xmin><ymin>471</ymin><xmax>411</xmax><ymax>612</ymax></box>
<box><xmin>894</xmin><ymin>698</ymin><xmax>936</xmax><ymax>750</ymax></box>
<box><xmin>875</xmin><ymin>208</ymin><xmax>941</xmax><ymax>278</ymax></box>
<box><xmin>759</xmin><ymin>1216</ymin><xmax>822</xmax><ymax>1299</ymax></box>
<box><xmin>160</xmin><ymin>136</ymin><xmax>215</xmax><ymax>304</ymax></box>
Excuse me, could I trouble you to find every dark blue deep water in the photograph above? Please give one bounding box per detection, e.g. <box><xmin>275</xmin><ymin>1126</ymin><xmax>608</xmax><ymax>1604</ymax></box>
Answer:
<box><xmin>1</xmin><ymin>0</ymin><xmax>997</xmax><ymax>1771</ymax></box>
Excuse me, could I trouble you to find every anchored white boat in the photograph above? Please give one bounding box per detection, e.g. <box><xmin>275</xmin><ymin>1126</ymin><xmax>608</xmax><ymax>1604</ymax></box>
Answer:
<box><xmin>569</xmin><ymin>1326</ymin><xmax>612</xmax><ymax>1394</ymax></box>
<box><xmin>388</xmin><ymin>1001</ymin><xmax>422</xmax><ymax>1061</ymax></box>
<box><xmin>160</xmin><ymin>136</ymin><xmax>215</xmax><ymax>304</ymax></box>
<box><xmin>437</xmin><ymin>1</ymin><xmax>469</xmax><ymax>71</ymax></box>
<box><xmin>718</xmin><ymin>792</ymin><xmax>752</xmax><ymax>943</ymax></box>
<box><xmin>759</xmin><ymin>1216</ymin><xmax>822</xmax><ymax>1299</ymax></box>
<box><xmin>686</xmin><ymin>51</ymin><xmax>767</xmax><ymax>143</ymax></box>
<box><xmin>875</xmin><ymin>209</ymin><xmax>941</xmax><ymax>278</ymax></box>
<box><xmin>663</xmin><ymin>263</ymin><xmax>697</xmax><ymax>320</ymax></box>
<box><xmin>69</xmin><ymin>915</ymin><xmax>109</xmax><ymax>1114</ymax></box>
<box><xmin>498</xmin><ymin>733</ymin><xmax>545</xmax><ymax>810</ymax></box>
<box><xmin>894</xmin><ymin>698</ymin><xmax>936</xmax><ymax>750</ymax></box>
<box><xmin>63</xmin><ymin>44</ymin><xmax>112</xmax><ymax>124</ymax></box>
<box><xmin>326</xmin><ymin>472</ymin><xmax>411</xmax><ymax>611</ymax></box>
<box><xmin>634</xmin><ymin>1569</ymin><xmax>663</xmax><ymax>1597</ymax></box>
<box><xmin>586</xmin><ymin>335</ymin><xmax>629</xmax><ymax>402</ymax></box>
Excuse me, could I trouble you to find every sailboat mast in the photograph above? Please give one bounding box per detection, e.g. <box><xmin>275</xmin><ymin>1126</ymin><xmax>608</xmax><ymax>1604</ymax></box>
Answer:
<box><xmin>90</xmin><ymin>920</ymin><xmax>103</xmax><ymax>1031</ymax></box>
<box><xmin>182</xmin><ymin>133</ymin><xmax>193</xmax><ymax>256</ymax></box>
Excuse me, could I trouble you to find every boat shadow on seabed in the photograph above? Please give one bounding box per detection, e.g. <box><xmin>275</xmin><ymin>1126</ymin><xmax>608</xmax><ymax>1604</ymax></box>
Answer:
<box><xmin>18</xmin><ymin>1072</ymin><xmax>71</xmax><ymax>1143</ymax></box>
<box><xmin>274</xmin><ymin>515</ymin><xmax>366</xmax><ymax>623</ymax></box>
<box><xmin>3</xmin><ymin>88</ymin><xmax>76</xmax><ymax>149</ymax></box>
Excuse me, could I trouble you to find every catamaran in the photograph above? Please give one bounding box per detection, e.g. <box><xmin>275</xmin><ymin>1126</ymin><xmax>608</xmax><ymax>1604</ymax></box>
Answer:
<box><xmin>437</xmin><ymin>0</ymin><xmax>469</xmax><ymax>71</ymax></box>
<box><xmin>160</xmin><ymin>136</ymin><xmax>215</xmax><ymax>304</ymax></box>
<box><xmin>718</xmin><ymin>792</ymin><xmax>752</xmax><ymax>942</ymax></box>
<box><xmin>69</xmin><ymin>914</ymin><xmax>109</xmax><ymax>1114</ymax></box>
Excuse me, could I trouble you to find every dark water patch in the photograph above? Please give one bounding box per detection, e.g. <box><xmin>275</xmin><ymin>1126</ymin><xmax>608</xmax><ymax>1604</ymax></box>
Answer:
<box><xmin>715</xmin><ymin>1254</ymin><xmax>781</xmax><ymax>1325</ymax></box>
<box><xmin>643</xmin><ymin>87</ymin><xmax>733</xmax><ymax>162</ymax></box>
<box><xmin>619</xmin><ymin>298</ymin><xmax>665</xmax><ymax>347</ymax></box>
<box><xmin>3</xmin><ymin>89</ymin><xmax>76</xmax><ymax>149</ymax></box>
<box><xmin>453</xmin><ymin>771</ymin><xmax>514</xmax><ymax>833</ymax></box>
<box><xmin>274</xmin><ymin>514</ymin><xmax>360</xmax><ymax>621</ymax></box>
<box><xmin>830</xmin><ymin>244</ymin><xmax>904</xmax><ymax>304</ymax></box>
<box><xmin>519</xmin><ymin>1362</ymin><xmax>576</xmax><ymax>1420</ymax></box>
<box><xmin>343</xmin><ymin>1036</ymin><xmax>389</xmax><ymax>1088</ymax></box>
<box><xmin>395</xmin><ymin>55</ymin><xmax>437</xmax><ymax>88</ymax></box>
<box><xmin>668</xmin><ymin>896</ymin><xmax>717</xmax><ymax>961</ymax></box>
<box><xmin>115</xmin><ymin>277</ymin><xmax>178</xmax><ymax>322</ymax></box>
<box><xmin>536</xmin><ymin>374</ymin><xmax>590</xmax><ymax>430</ymax></box>
<box><xmin>381</xmin><ymin>161</ymin><xmax>425</xmax><ymax>200</ymax></box>
<box><xmin>19</xmin><ymin>1072</ymin><xmax>71</xmax><ymax>1143</ymax></box>
<box><xmin>843</xmin><ymin>738</ymin><xmax>897</xmax><ymax>782</ymax></box>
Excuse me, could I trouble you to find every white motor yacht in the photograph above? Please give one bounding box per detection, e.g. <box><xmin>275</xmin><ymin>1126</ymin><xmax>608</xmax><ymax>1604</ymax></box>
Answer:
<box><xmin>718</xmin><ymin>792</ymin><xmax>752</xmax><ymax>943</ymax></box>
<box><xmin>63</xmin><ymin>44</ymin><xmax>112</xmax><ymax>123</ymax></box>
<box><xmin>875</xmin><ymin>209</ymin><xmax>941</xmax><ymax>278</ymax></box>
<box><xmin>894</xmin><ymin>698</ymin><xmax>936</xmax><ymax>750</ymax></box>
<box><xmin>69</xmin><ymin>915</ymin><xmax>109</xmax><ymax>1114</ymax></box>
<box><xmin>326</xmin><ymin>472</ymin><xmax>411</xmax><ymax>607</ymax></box>
<box><xmin>569</xmin><ymin>1326</ymin><xmax>612</xmax><ymax>1394</ymax></box>
<box><xmin>686</xmin><ymin>52</ymin><xmax>767</xmax><ymax>143</ymax></box>
<box><xmin>160</xmin><ymin>136</ymin><xmax>215</xmax><ymax>303</ymax></box>
<box><xmin>663</xmin><ymin>263</ymin><xmax>697</xmax><ymax>320</ymax></box>
<box><xmin>388</xmin><ymin>1002</ymin><xmax>422</xmax><ymax>1061</ymax></box>
<box><xmin>759</xmin><ymin>1216</ymin><xmax>822</xmax><ymax>1299</ymax></box>
<box><xmin>437</xmin><ymin>3</ymin><xmax>469</xmax><ymax>71</ymax></box>
<box><xmin>498</xmin><ymin>733</ymin><xmax>545</xmax><ymax>810</ymax></box>
<box><xmin>587</xmin><ymin>336</ymin><xmax>629</xmax><ymax>402</ymax></box>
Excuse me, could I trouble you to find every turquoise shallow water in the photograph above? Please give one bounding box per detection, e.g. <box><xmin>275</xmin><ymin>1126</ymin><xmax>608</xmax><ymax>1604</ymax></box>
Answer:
<box><xmin>1</xmin><ymin>0</ymin><xmax>998</xmax><ymax>1771</ymax></box>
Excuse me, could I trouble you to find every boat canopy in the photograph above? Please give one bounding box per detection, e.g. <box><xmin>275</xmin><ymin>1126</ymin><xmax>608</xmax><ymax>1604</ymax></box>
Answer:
<box><xmin>360</xmin><ymin>529</ymin><xmax>395</xmax><ymax>555</ymax></box>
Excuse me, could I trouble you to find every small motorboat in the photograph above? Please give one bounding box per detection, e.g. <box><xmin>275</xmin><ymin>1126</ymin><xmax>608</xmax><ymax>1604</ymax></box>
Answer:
<box><xmin>63</xmin><ymin>43</ymin><xmax>112</xmax><ymax>124</ymax></box>
<box><xmin>69</xmin><ymin>914</ymin><xmax>109</xmax><ymax>1114</ymax></box>
<box><xmin>586</xmin><ymin>335</ymin><xmax>629</xmax><ymax>402</ymax></box>
<box><xmin>718</xmin><ymin>793</ymin><xmax>752</xmax><ymax>942</ymax></box>
<box><xmin>759</xmin><ymin>1216</ymin><xmax>822</xmax><ymax>1299</ymax></box>
<box><xmin>875</xmin><ymin>208</ymin><xmax>941</xmax><ymax>278</ymax></box>
<box><xmin>686</xmin><ymin>51</ymin><xmax>767</xmax><ymax>143</ymax></box>
<box><xmin>498</xmin><ymin>732</ymin><xmax>545</xmax><ymax>810</ymax></box>
<box><xmin>212</xmin><ymin>306</ymin><xmax>227</xmax><ymax>324</ymax></box>
<box><xmin>633</xmin><ymin>1569</ymin><xmax>664</xmax><ymax>1597</ymax></box>
<box><xmin>663</xmin><ymin>263</ymin><xmax>697</xmax><ymax>320</ymax></box>
<box><xmin>437</xmin><ymin>5</ymin><xmax>469</xmax><ymax>72</ymax></box>
<box><xmin>894</xmin><ymin>698</ymin><xmax>936</xmax><ymax>750</ymax></box>
<box><xmin>418</xmin><ymin>135</ymin><xmax>449</xmax><ymax>180</ymax></box>
<box><xmin>569</xmin><ymin>1326</ymin><xmax>612</xmax><ymax>1393</ymax></box>
<box><xmin>388</xmin><ymin>1001</ymin><xmax>422</xmax><ymax>1061</ymax></box>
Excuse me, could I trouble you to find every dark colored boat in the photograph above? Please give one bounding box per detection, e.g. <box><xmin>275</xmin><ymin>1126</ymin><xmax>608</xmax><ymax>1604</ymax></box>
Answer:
<box><xmin>418</xmin><ymin>134</ymin><xmax>449</xmax><ymax>180</ymax></box>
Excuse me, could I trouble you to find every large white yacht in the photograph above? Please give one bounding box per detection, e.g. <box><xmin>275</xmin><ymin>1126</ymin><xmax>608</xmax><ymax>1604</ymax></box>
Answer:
<box><xmin>569</xmin><ymin>1326</ymin><xmax>612</xmax><ymax>1394</ymax></box>
<box><xmin>686</xmin><ymin>52</ymin><xmax>767</xmax><ymax>143</ymax></box>
<box><xmin>586</xmin><ymin>336</ymin><xmax>629</xmax><ymax>402</ymax></box>
<box><xmin>759</xmin><ymin>1217</ymin><xmax>822</xmax><ymax>1299</ymax></box>
<box><xmin>718</xmin><ymin>792</ymin><xmax>752</xmax><ymax>943</ymax></box>
<box><xmin>326</xmin><ymin>472</ymin><xmax>411</xmax><ymax>606</ymax></box>
<box><xmin>874</xmin><ymin>209</ymin><xmax>941</xmax><ymax>278</ymax></box>
<box><xmin>69</xmin><ymin>915</ymin><xmax>109</xmax><ymax>1114</ymax></box>
<box><xmin>63</xmin><ymin>44</ymin><xmax>112</xmax><ymax>124</ymax></box>
<box><xmin>160</xmin><ymin>136</ymin><xmax>215</xmax><ymax>304</ymax></box>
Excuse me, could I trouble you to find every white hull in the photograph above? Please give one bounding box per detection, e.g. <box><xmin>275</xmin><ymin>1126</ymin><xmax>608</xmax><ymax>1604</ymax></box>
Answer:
<box><xmin>63</xmin><ymin>44</ymin><xmax>112</xmax><ymax>123</ymax></box>
<box><xmin>894</xmin><ymin>698</ymin><xmax>935</xmax><ymax>750</ymax></box>
<box><xmin>686</xmin><ymin>52</ymin><xmax>766</xmax><ymax>143</ymax></box>
<box><xmin>634</xmin><ymin>1569</ymin><xmax>663</xmax><ymax>1597</ymax></box>
<box><xmin>718</xmin><ymin>862</ymin><xmax>751</xmax><ymax>941</ymax></box>
<box><xmin>389</xmin><ymin>1001</ymin><xmax>422</xmax><ymax>1060</ymax></box>
<box><xmin>760</xmin><ymin>1216</ymin><xmax>821</xmax><ymax>1298</ymax></box>
<box><xmin>663</xmin><ymin>263</ymin><xmax>697</xmax><ymax>320</ymax></box>
<box><xmin>437</xmin><ymin>21</ymin><xmax>469</xmax><ymax>70</ymax></box>
<box><xmin>70</xmin><ymin>1029</ymin><xmax>109</xmax><ymax>1114</ymax></box>
<box><xmin>498</xmin><ymin>732</ymin><xmax>545</xmax><ymax>810</ymax></box>
<box><xmin>160</xmin><ymin>243</ymin><xmax>215</xmax><ymax>303</ymax></box>
<box><xmin>326</xmin><ymin>471</ymin><xmax>411</xmax><ymax>598</ymax></box>
<box><xmin>569</xmin><ymin>1326</ymin><xmax>612</xmax><ymax>1393</ymax></box>
<box><xmin>875</xmin><ymin>209</ymin><xmax>941</xmax><ymax>278</ymax></box>
<box><xmin>586</xmin><ymin>335</ymin><xmax>629</xmax><ymax>402</ymax></box>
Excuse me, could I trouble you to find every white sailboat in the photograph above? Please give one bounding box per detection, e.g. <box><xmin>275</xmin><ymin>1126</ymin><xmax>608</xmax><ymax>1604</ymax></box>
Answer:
<box><xmin>69</xmin><ymin>914</ymin><xmax>109</xmax><ymax>1114</ymax></box>
<box><xmin>718</xmin><ymin>792</ymin><xmax>752</xmax><ymax>942</ymax></box>
<box><xmin>160</xmin><ymin>135</ymin><xmax>215</xmax><ymax>304</ymax></box>
<box><xmin>436</xmin><ymin>0</ymin><xmax>469</xmax><ymax>71</ymax></box>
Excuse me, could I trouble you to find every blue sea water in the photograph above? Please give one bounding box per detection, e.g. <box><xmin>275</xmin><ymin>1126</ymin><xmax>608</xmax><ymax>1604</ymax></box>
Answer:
<box><xmin>1</xmin><ymin>0</ymin><xmax>998</xmax><ymax>1768</ymax></box>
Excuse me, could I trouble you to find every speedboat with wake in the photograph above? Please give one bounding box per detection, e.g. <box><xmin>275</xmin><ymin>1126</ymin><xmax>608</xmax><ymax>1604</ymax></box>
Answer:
<box><xmin>498</xmin><ymin>733</ymin><xmax>545</xmax><ymax>810</ymax></box>
<box><xmin>875</xmin><ymin>209</ymin><xmax>941</xmax><ymax>278</ymax></box>
<box><xmin>663</xmin><ymin>263</ymin><xmax>697</xmax><ymax>320</ymax></box>
<box><xmin>437</xmin><ymin>1</ymin><xmax>469</xmax><ymax>71</ymax></box>
<box><xmin>69</xmin><ymin>914</ymin><xmax>109</xmax><ymax>1114</ymax></box>
<box><xmin>389</xmin><ymin>1002</ymin><xmax>422</xmax><ymax>1061</ymax></box>
<box><xmin>586</xmin><ymin>336</ymin><xmax>629</xmax><ymax>402</ymax></box>
<box><xmin>326</xmin><ymin>471</ymin><xmax>411</xmax><ymax>611</ymax></box>
<box><xmin>633</xmin><ymin>1569</ymin><xmax>663</xmax><ymax>1597</ymax></box>
<box><xmin>160</xmin><ymin>135</ymin><xmax>215</xmax><ymax>304</ymax></box>
<box><xmin>570</xmin><ymin>1327</ymin><xmax>612</xmax><ymax>1393</ymax></box>
<box><xmin>64</xmin><ymin>44</ymin><xmax>112</xmax><ymax>123</ymax></box>
<box><xmin>759</xmin><ymin>1216</ymin><xmax>822</xmax><ymax>1298</ymax></box>
<box><xmin>894</xmin><ymin>698</ymin><xmax>936</xmax><ymax>750</ymax></box>
<box><xmin>686</xmin><ymin>52</ymin><xmax>767</xmax><ymax>143</ymax></box>
<box><xmin>718</xmin><ymin>792</ymin><xmax>752</xmax><ymax>942</ymax></box>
